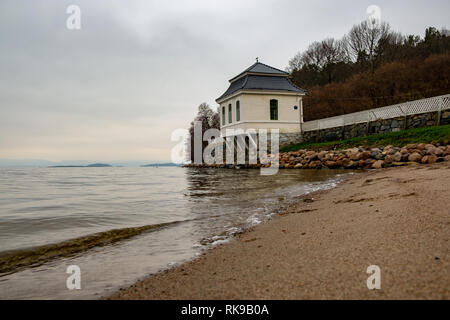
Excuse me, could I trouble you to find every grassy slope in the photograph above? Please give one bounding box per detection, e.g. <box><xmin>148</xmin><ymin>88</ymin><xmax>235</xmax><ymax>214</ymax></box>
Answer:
<box><xmin>280</xmin><ymin>125</ymin><xmax>450</xmax><ymax>152</ymax></box>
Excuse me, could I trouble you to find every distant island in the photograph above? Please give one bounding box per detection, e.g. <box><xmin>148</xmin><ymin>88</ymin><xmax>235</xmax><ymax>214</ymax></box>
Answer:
<box><xmin>48</xmin><ymin>163</ymin><xmax>182</xmax><ymax>168</ymax></box>
<box><xmin>141</xmin><ymin>163</ymin><xmax>181</xmax><ymax>167</ymax></box>
<box><xmin>49</xmin><ymin>163</ymin><xmax>112</xmax><ymax>168</ymax></box>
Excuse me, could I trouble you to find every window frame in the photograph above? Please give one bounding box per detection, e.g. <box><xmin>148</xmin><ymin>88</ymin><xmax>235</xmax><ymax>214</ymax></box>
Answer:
<box><xmin>270</xmin><ymin>99</ymin><xmax>278</xmax><ymax>120</ymax></box>
<box><xmin>221</xmin><ymin>106</ymin><xmax>225</xmax><ymax>126</ymax></box>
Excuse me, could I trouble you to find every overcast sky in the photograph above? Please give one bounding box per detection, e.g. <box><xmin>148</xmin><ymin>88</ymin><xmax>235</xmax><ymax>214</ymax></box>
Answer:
<box><xmin>0</xmin><ymin>0</ymin><xmax>448</xmax><ymax>162</ymax></box>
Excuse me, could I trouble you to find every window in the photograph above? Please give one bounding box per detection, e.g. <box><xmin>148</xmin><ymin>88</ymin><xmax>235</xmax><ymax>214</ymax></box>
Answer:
<box><xmin>270</xmin><ymin>99</ymin><xmax>278</xmax><ymax>120</ymax></box>
<box><xmin>228</xmin><ymin>104</ymin><xmax>232</xmax><ymax>123</ymax></box>
<box><xmin>236</xmin><ymin>101</ymin><xmax>240</xmax><ymax>122</ymax></box>
<box><xmin>222</xmin><ymin>106</ymin><xmax>225</xmax><ymax>126</ymax></box>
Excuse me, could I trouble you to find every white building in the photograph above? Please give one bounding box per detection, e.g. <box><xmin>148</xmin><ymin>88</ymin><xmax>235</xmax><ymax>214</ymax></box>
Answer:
<box><xmin>216</xmin><ymin>61</ymin><xmax>306</xmax><ymax>139</ymax></box>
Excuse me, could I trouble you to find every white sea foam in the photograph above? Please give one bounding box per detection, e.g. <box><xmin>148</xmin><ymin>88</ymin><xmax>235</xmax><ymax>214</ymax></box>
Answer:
<box><xmin>211</xmin><ymin>238</ymin><xmax>230</xmax><ymax>246</ymax></box>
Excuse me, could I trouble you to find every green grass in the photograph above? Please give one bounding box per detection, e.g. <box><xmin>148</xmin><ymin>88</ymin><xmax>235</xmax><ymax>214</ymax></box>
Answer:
<box><xmin>280</xmin><ymin>124</ymin><xmax>450</xmax><ymax>152</ymax></box>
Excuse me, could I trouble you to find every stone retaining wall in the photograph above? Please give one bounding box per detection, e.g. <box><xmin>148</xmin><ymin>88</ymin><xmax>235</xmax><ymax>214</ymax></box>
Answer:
<box><xmin>279</xmin><ymin>132</ymin><xmax>303</xmax><ymax>148</ymax></box>
<box><xmin>301</xmin><ymin>109</ymin><xmax>450</xmax><ymax>143</ymax></box>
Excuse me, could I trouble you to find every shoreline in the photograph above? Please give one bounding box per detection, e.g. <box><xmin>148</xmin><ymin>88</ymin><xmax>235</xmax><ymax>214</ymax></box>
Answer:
<box><xmin>107</xmin><ymin>161</ymin><xmax>450</xmax><ymax>299</ymax></box>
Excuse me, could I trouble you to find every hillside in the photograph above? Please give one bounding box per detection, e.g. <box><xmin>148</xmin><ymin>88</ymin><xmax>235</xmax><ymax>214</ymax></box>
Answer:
<box><xmin>288</xmin><ymin>25</ymin><xmax>449</xmax><ymax>121</ymax></box>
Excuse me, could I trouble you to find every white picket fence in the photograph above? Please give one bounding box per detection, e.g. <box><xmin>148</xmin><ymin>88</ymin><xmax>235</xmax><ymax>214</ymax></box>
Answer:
<box><xmin>302</xmin><ymin>94</ymin><xmax>450</xmax><ymax>132</ymax></box>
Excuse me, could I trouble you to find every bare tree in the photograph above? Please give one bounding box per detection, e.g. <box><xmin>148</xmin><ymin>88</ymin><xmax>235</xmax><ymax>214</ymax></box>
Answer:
<box><xmin>291</xmin><ymin>39</ymin><xmax>342</xmax><ymax>69</ymax></box>
<box><xmin>187</xmin><ymin>103</ymin><xmax>220</xmax><ymax>163</ymax></box>
<box><xmin>347</xmin><ymin>20</ymin><xmax>391</xmax><ymax>71</ymax></box>
<box><xmin>210</xmin><ymin>107</ymin><xmax>221</xmax><ymax>129</ymax></box>
<box><xmin>289</xmin><ymin>38</ymin><xmax>348</xmax><ymax>83</ymax></box>
<box><xmin>321</xmin><ymin>38</ymin><xmax>348</xmax><ymax>64</ymax></box>
<box><xmin>287</xmin><ymin>41</ymin><xmax>325</xmax><ymax>72</ymax></box>
<box><xmin>287</xmin><ymin>51</ymin><xmax>304</xmax><ymax>72</ymax></box>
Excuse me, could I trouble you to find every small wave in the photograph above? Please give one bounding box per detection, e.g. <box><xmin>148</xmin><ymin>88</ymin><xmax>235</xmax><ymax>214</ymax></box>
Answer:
<box><xmin>197</xmin><ymin>175</ymin><xmax>350</xmax><ymax>250</ymax></box>
<box><xmin>246</xmin><ymin>214</ymin><xmax>262</xmax><ymax>227</ymax></box>
<box><xmin>211</xmin><ymin>238</ymin><xmax>230</xmax><ymax>246</ymax></box>
<box><xmin>0</xmin><ymin>221</ymin><xmax>182</xmax><ymax>275</ymax></box>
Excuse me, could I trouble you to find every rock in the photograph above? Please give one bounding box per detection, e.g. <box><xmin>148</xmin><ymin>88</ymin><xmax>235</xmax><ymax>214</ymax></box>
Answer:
<box><xmin>325</xmin><ymin>160</ymin><xmax>338</xmax><ymax>168</ymax></box>
<box><xmin>305</xmin><ymin>152</ymin><xmax>318</xmax><ymax>161</ymax></box>
<box><xmin>294</xmin><ymin>163</ymin><xmax>303</xmax><ymax>169</ymax></box>
<box><xmin>444</xmin><ymin>146</ymin><xmax>450</xmax><ymax>156</ymax></box>
<box><xmin>345</xmin><ymin>148</ymin><xmax>359</xmax><ymax>158</ymax></box>
<box><xmin>374</xmin><ymin>152</ymin><xmax>384</xmax><ymax>160</ymax></box>
<box><xmin>392</xmin><ymin>151</ymin><xmax>402</xmax><ymax>162</ymax></box>
<box><xmin>350</xmin><ymin>152</ymin><xmax>360</xmax><ymax>161</ymax></box>
<box><xmin>384</xmin><ymin>147</ymin><xmax>395</xmax><ymax>155</ymax></box>
<box><xmin>445</xmin><ymin>155</ymin><xmax>450</xmax><ymax>161</ymax></box>
<box><xmin>425</xmin><ymin>146</ymin><xmax>436</xmax><ymax>155</ymax></box>
<box><xmin>360</xmin><ymin>151</ymin><xmax>371</xmax><ymax>160</ymax></box>
<box><xmin>391</xmin><ymin>162</ymin><xmax>407</xmax><ymax>166</ymax></box>
<box><xmin>401</xmin><ymin>153</ymin><xmax>410</xmax><ymax>162</ymax></box>
<box><xmin>421</xmin><ymin>155</ymin><xmax>438</xmax><ymax>164</ymax></box>
<box><xmin>317</xmin><ymin>151</ymin><xmax>328</xmax><ymax>161</ymax></box>
<box><xmin>341</xmin><ymin>158</ymin><xmax>351</xmax><ymax>167</ymax></box>
<box><xmin>344</xmin><ymin>160</ymin><xmax>358</xmax><ymax>169</ymax></box>
<box><xmin>324</xmin><ymin>153</ymin><xmax>334</xmax><ymax>161</ymax></box>
<box><xmin>408</xmin><ymin>152</ymin><xmax>422</xmax><ymax>162</ymax></box>
<box><xmin>372</xmin><ymin>160</ymin><xmax>384</xmax><ymax>169</ymax></box>
<box><xmin>433</xmin><ymin>148</ymin><xmax>443</xmax><ymax>156</ymax></box>
<box><xmin>309</xmin><ymin>160</ymin><xmax>322</xmax><ymax>169</ymax></box>
<box><xmin>384</xmin><ymin>155</ymin><xmax>394</xmax><ymax>164</ymax></box>
<box><xmin>417</xmin><ymin>143</ymin><xmax>426</xmax><ymax>150</ymax></box>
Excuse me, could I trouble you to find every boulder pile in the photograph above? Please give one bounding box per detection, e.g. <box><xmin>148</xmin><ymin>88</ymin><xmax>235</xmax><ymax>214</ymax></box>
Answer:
<box><xmin>184</xmin><ymin>143</ymin><xmax>450</xmax><ymax>169</ymax></box>
<box><xmin>278</xmin><ymin>143</ymin><xmax>450</xmax><ymax>169</ymax></box>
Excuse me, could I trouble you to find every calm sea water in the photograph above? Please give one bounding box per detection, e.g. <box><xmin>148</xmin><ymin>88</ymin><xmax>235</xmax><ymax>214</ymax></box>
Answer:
<box><xmin>0</xmin><ymin>167</ymin><xmax>349</xmax><ymax>299</ymax></box>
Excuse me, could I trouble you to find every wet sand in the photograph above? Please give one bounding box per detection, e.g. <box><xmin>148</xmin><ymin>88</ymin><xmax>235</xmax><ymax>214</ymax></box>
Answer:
<box><xmin>108</xmin><ymin>162</ymin><xmax>450</xmax><ymax>299</ymax></box>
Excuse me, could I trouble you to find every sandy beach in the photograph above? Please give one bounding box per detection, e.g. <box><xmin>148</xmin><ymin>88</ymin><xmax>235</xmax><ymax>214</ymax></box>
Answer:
<box><xmin>108</xmin><ymin>162</ymin><xmax>450</xmax><ymax>300</ymax></box>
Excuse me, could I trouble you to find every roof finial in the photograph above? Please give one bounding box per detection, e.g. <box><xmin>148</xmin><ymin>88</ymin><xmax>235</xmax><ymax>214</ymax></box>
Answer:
<box><xmin>256</xmin><ymin>57</ymin><xmax>259</xmax><ymax>63</ymax></box>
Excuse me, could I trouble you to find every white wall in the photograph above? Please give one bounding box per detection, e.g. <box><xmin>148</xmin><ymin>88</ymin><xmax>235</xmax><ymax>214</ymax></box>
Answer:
<box><xmin>219</xmin><ymin>92</ymin><xmax>303</xmax><ymax>135</ymax></box>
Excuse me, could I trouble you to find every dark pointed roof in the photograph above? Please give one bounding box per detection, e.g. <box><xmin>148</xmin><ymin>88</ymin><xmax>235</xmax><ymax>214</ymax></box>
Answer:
<box><xmin>216</xmin><ymin>62</ymin><xmax>305</xmax><ymax>102</ymax></box>
<box><xmin>229</xmin><ymin>62</ymin><xmax>289</xmax><ymax>82</ymax></box>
